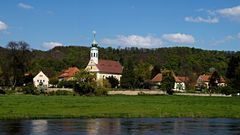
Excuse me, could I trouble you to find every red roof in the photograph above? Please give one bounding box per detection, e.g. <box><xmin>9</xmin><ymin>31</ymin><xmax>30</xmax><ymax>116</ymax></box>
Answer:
<box><xmin>96</xmin><ymin>59</ymin><xmax>123</xmax><ymax>74</ymax></box>
<box><xmin>59</xmin><ymin>67</ymin><xmax>80</xmax><ymax>79</ymax></box>
<box><xmin>151</xmin><ymin>73</ymin><xmax>189</xmax><ymax>83</ymax></box>
<box><xmin>198</xmin><ymin>74</ymin><xmax>226</xmax><ymax>83</ymax></box>
<box><xmin>175</xmin><ymin>76</ymin><xmax>189</xmax><ymax>83</ymax></box>
<box><xmin>151</xmin><ymin>73</ymin><xmax>163</xmax><ymax>82</ymax></box>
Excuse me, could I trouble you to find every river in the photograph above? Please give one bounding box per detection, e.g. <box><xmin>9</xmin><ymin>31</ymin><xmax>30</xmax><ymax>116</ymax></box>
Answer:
<box><xmin>0</xmin><ymin>118</ymin><xmax>239</xmax><ymax>135</ymax></box>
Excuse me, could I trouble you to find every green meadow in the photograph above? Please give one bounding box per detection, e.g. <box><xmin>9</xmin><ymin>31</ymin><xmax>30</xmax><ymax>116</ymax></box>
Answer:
<box><xmin>0</xmin><ymin>95</ymin><xmax>239</xmax><ymax>119</ymax></box>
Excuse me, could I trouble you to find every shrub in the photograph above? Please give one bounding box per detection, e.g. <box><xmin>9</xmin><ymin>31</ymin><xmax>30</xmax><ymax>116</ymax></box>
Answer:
<box><xmin>219</xmin><ymin>86</ymin><xmax>237</xmax><ymax>95</ymax></box>
<box><xmin>74</xmin><ymin>82</ymin><xmax>96</xmax><ymax>96</ymax></box>
<box><xmin>74</xmin><ymin>82</ymin><xmax>108</xmax><ymax>96</ymax></box>
<box><xmin>22</xmin><ymin>84</ymin><xmax>37</xmax><ymax>94</ymax></box>
<box><xmin>0</xmin><ymin>89</ymin><xmax>6</xmax><ymax>94</ymax></box>
<box><xmin>58</xmin><ymin>80</ymin><xmax>76</xmax><ymax>88</ymax></box>
<box><xmin>94</xmin><ymin>87</ymin><xmax>109</xmax><ymax>96</ymax></box>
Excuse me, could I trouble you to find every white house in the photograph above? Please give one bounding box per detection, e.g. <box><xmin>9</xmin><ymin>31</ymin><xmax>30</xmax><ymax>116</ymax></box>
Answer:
<box><xmin>151</xmin><ymin>73</ymin><xmax>188</xmax><ymax>92</ymax></box>
<box><xmin>33</xmin><ymin>71</ymin><xmax>49</xmax><ymax>87</ymax></box>
<box><xmin>173</xmin><ymin>76</ymin><xmax>189</xmax><ymax>92</ymax></box>
<box><xmin>85</xmin><ymin>32</ymin><xmax>123</xmax><ymax>82</ymax></box>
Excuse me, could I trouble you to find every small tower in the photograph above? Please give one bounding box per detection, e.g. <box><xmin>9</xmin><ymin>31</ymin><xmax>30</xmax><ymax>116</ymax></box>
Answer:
<box><xmin>90</xmin><ymin>31</ymin><xmax>98</xmax><ymax>64</ymax></box>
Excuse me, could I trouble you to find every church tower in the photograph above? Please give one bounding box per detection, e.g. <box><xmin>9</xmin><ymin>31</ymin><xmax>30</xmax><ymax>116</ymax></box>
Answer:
<box><xmin>90</xmin><ymin>31</ymin><xmax>98</xmax><ymax>64</ymax></box>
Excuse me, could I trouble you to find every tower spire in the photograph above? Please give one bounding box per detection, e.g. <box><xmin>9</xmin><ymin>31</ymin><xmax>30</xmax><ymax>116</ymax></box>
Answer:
<box><xmin>92</xmin><ymin>31</ymin><xmax>98</xmax><ymax>47</ymax></box>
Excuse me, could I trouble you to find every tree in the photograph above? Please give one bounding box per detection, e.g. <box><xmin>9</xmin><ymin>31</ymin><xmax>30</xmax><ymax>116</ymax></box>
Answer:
<box><xmin>151</xmin><ymin>65</ymin><xmax>161</xmax><ymax>79</ymax></box>
<box><xmin>74</xmin><ymin>70</ymin><xmax>95</xmax><ymax>83</ymax></box>
<box><xmin>209</xmin><ymin>71</ymin><xmax>220</xmax><ymax>95</ymax></box>
<box><xmin>120</xmin><ymin>59</ymin><xmax>135</xmax><ymax>88</ymax></box>
<box><xmin>226</xmin><ymin>56</ymin><xmax>240</xmax><ymax>93</ymax></box>
<box><xmin>6</xmin><ymin>41</ymin><xmax>31</xmax><ymax>89</ymax></box>
<box><xmin>161</xmin><ymin>70</ymin><xmax>175</xmax><ymax>95</ymax></box>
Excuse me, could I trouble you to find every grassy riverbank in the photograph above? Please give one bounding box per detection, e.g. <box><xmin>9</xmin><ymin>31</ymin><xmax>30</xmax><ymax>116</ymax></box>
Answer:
<box><xmin>0</xmin><ymin>95</ymin><xmax>239</xmax><ymax>119</ymax></box>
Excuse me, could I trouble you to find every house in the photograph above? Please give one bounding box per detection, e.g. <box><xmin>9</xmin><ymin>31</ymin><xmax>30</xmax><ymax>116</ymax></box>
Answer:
<box><xmin>196</xmin><ymin>74</ymin><xmax>226</xmax><ymax>89</ymax></box>
<box><xmin>59</xmin><ymin>67</ymin><xmax>80</xmax><ymax>81</ymax></box>
<box><xmin>173</xmin><ymin>76</ymin><xmax>189</xmax><ymax>92</ymax></box>
<box><xmin>85</xmin><ymin>32</ymin><xmax>123</xmax><ymax>82</ymax></box>
<box><xmin>151</xmin><ymin>73</ymin><xmax>188</xmax><ymax>91</ymax></box>
<box><xmin>33</xmin><ymin>71</ymin><xmax>49</xmax><ymax>87</ymax></box>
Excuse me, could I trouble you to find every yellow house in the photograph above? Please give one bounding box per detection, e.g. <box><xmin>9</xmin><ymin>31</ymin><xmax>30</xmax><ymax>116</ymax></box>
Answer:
<box><xmin>85</xmin><ymin>32</ymin><xmax>123</xmax><ymax>82</ymax></box>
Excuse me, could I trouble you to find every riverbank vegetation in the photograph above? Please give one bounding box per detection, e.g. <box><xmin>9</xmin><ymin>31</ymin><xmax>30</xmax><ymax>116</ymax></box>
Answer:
<box><xmin>0</xmin><ymin>95</ymin><xmax>239</xmax><ymax>120</ymax></box>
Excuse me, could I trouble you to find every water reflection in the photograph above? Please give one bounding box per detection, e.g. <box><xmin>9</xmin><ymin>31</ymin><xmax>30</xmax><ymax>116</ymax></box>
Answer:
<box><xmin>31</xmin><ymin>120</ymin><xmax>47</xmax><ymax>135</ymax></box>
<box><xmin>0</xmin><ymin>118</ymin><xmax>240</xmax><ymax>135</ymax></box>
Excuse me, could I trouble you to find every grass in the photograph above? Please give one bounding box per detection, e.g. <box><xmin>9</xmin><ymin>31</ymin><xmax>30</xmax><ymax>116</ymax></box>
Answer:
<box><xmin>0</xmin><ymin>95</ymin><xmax>239</xmax><ymax>119</ymax></box>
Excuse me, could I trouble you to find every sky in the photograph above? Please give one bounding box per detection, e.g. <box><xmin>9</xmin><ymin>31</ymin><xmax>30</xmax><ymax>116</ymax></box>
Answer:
<box><xmin>0</xmin><ymin>0</ymin><xmax>240</xmax><ymax>51</ymax></box>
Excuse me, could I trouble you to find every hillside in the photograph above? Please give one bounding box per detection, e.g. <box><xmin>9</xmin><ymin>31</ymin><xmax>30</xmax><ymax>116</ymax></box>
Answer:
<box><xmin>0</xmin><ymin>45</ymin><xmax>236</xmax><ymax>83</ymax></box>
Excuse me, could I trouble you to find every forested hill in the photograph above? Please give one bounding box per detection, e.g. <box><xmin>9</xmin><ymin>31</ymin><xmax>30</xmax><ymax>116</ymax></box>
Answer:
<box><xmin>27</xmin><ymin>46</ymin><xmax>234</xmax><ymax>78</ymax></box>
<box><xmin>0</xmin><ymin>45</ymin><xmax>236</xmax><ymax>79</ymax></box>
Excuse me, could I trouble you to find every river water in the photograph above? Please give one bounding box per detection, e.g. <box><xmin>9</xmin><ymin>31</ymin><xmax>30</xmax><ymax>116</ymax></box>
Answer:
<box><xmin>0</xmin><ymin>118</ymin><xmax>239</xmax><ymax>135</ymax></box>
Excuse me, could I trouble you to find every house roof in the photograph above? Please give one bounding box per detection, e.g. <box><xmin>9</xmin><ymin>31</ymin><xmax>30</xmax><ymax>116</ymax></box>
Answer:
<box><xmin>96</xmin><ymin>59</ymin><xmax>123</xmax><ymax>74</ymax></box>
<box><xmin>151</xmin><ymin>73</ymin><xmax>163</xmax><ymax>82</ymax></box>
<box><xmin>59</xmin><ymin>67</ymin><xmax>80</xmax><ymax>79</ymax></box>
<box><xmin>198</xmin><ymin>74</ymin><xmax>226</xmax><ymax>83</ymax></box>
<box><xmin>175</xmin><ymin>76</ymin><xmax>189</xmax><ymax>83</ymax></box>
<box><xmin>151</xmin><ymin>73</ymin><xmax>189</xmax><ymax>83</ymax></box>
<box><xmin>33</xmin><ymin>71</ymin><xmax>49</xmax><ymax>80</ymax></box>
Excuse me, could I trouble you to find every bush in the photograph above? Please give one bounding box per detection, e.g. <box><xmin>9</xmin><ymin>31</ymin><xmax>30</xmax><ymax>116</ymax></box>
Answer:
<box><xmin>22</xmin><ymin>84</ymin><xmax>37</xmax><ymax>94</ymax></box>
<box><xmin>219</xmin><ymin>86</ymin><xmax>237</xmax><ymax>95</ymax></box>
<box><xmin>58</xmin><ymin>80</ymin><xmax>76</xmax><ymax>88</ymax></box>
<box><xmin>74</xmin><ymin>82</ymin><xmax>108</xmax><ymax>96</ymax></box>
<box><xmin>94</xmin><ymin>87</ymin><xmax>109</xmax><ymax>96</ymax></box>
<box><xmin>0</xmin><ymin>89</ymin><xmax>6</xmax><ymax>94</ymax></box>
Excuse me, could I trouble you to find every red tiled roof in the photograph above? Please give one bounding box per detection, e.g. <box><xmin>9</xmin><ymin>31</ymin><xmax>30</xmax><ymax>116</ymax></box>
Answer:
<box><xmin>151</xmin><ymin>73</ymin><xmax>163</xmax><ymax>82</ymax></box>
<box><xmin>198</xmin><ymin>74</ymin><xmax>226</xmax><ymax>83</ymax></box>
<box><xmin>151</xmin><ymin>73</ymin><xmax>189</xmax><ymax>83</ymax></box>
<box><xmin>59</xmin><ymin>67</ymin><xmax>80</xmax><ymax>79</ymax></box>
<box><xmin>96</xmin><ymin>59</ymin><xmax>123</xmax><ymax>74</ymax></box>
<box><xmin>175</xmin><ymin>76</ymin><xmax>189</xmax><ymax>83</ymax></box>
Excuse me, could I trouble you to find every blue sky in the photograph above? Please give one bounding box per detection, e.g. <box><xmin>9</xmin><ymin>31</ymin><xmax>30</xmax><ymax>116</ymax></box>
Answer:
<box><xmin>0</xmin><ymin>0</ymin><xmax>240</xmax><ymax>51</ymax></box>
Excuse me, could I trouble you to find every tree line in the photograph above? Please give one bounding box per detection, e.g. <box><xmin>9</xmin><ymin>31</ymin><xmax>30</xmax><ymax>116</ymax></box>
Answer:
<box><xmin>0</xmin><ymin>41</ymin><xmax>239</xmax><ymax>94</ymax></box>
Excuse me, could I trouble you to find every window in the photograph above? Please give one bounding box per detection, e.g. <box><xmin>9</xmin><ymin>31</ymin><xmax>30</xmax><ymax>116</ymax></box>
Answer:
<box><xmin>43</xmin><ymin>80</ymin><xmax>45</xmax><ymax>82</ymax></box>
<box><xmin>91</xmin><ymin>66</ymin><xmax>92</xmax><ymax>69</ymax></box>
<box><xmin>37</xmin><ymin>80</ymin><xmax>39</xmax><ymax>82</ymax></box>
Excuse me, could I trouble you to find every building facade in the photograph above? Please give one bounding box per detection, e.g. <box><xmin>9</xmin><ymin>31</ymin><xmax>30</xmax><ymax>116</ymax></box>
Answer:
<box><xmin>85</xmin><ymin>32</ymin><xmax>123</xmax><ymax>82</ymax></box>
<box><xmin>33</xmin><ymin>71</ymin><xmax>49</xmax><ymax>87</ymax></box>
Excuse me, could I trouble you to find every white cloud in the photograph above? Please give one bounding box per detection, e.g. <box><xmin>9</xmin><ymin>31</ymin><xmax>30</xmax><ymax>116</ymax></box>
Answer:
<box><xmin>0</xmin><ymin>21</ymin><xmax>8</xmax><ymax>31</ymax></box>
<box><xmin>185</xmin><ymin>16</ymin><xmax>219</xmax><ymax>24</ymax></box>
<box><xmin>217</xmin><ymin>5</ymin><xmax>240</xmax><ymax>17</ymax></box>
<box><xmin>162</xmin><ymin>33</ymin><xmax>195</xmax><ymax>44</ymax></box>
<box><xmin>211</xmin><ymin>35</ymin><xmax>234</xmax><ymax>46</ymax></box>
<box><xmin>18</xmin><ymin>3</ymin><xmax>34</xmax><ymax>9</ymax></box>
<box><xmin>42</xmin><ymin>42</ymin><xmax>63</xmax><ymax>49</ymax></box>
<box><xmin>101</xmin><ymin>35</ymin><xmax>163</xmax><ymax>48</ymax></box>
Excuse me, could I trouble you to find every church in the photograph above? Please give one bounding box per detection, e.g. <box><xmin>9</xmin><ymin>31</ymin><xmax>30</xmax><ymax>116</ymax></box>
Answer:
<box><xmin>85</xmin><ymin>32</ymin><xmax>123</xmax><ymax>82</ymax></box>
